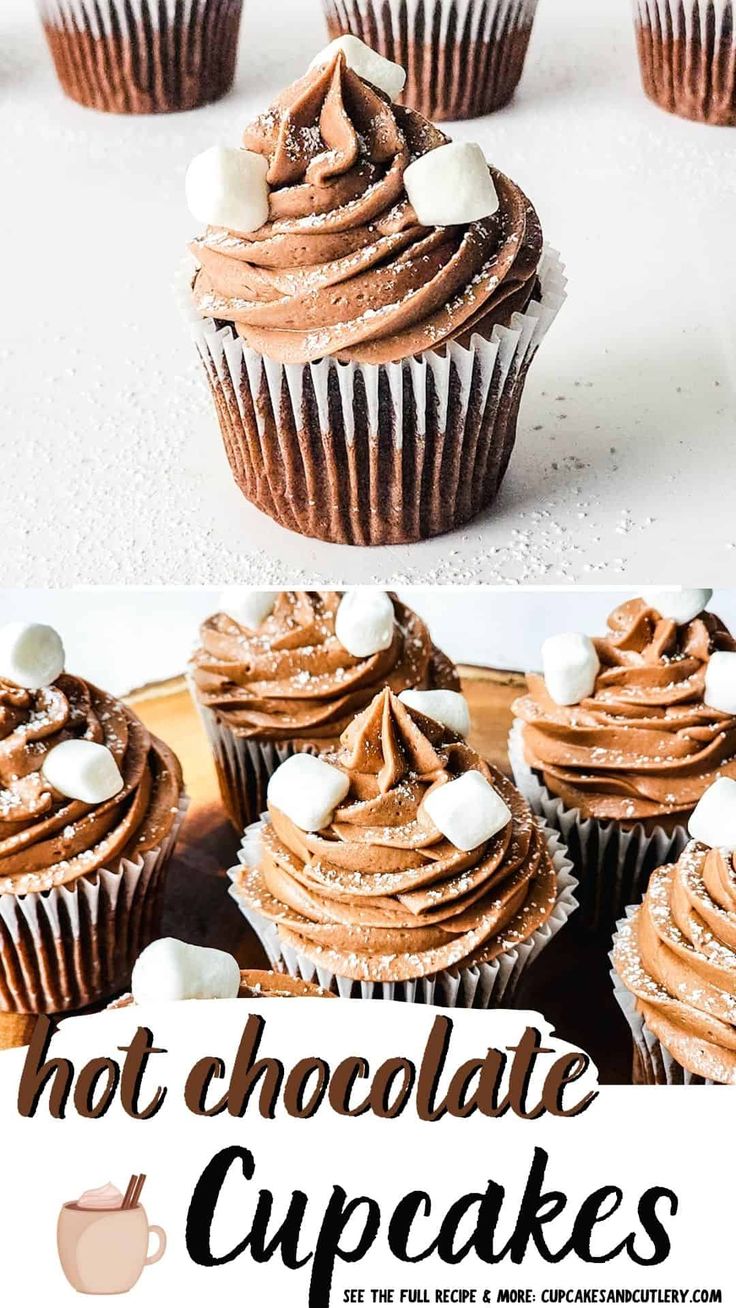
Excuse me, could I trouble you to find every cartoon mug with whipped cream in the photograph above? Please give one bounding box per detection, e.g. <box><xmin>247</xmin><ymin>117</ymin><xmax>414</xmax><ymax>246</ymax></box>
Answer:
<box><xmin>57</xmin><ymin>1175</ymin><xmax>166</xmax><ymax>1294</ymax></box>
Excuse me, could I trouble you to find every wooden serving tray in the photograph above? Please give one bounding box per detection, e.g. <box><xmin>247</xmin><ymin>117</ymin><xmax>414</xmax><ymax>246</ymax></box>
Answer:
<box><xmin>2</xmin><ymin>669</ymin><xmax>633</xmax><ymax>1082</ymax></box>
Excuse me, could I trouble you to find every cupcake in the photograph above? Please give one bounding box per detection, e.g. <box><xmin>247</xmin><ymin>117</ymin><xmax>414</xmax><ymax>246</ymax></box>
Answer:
<box><xmin>37</xmin><ymin>0</ymin><xmax>244</xmax><ymax>114</ymax></box>
<box><xmin>110</xmin><ymin>938</ymin><xmax>333</xmax><ymax>1005</ymax></box>
<box><xmin>322</xmin><ymin>1</ymin><xmax>540</xmax><ymax>120</ymax></box>
<box><xmin>185</xmin><ymin>37</ymin><xmax>565</xmax><ymax>545</ymax></box>
<box><xmin>633</xmin><ymin>0</ymin><xmax>736</xmax><ymax>126</ymax></box>
<box><xmin>0</xmin><ymin>620</ymin><xmax>185</xmax><ymax>1018</ymax></box>
<box><xmin>510</xmin><ymin>588</ymin><xmax>736</xmax><ymax>934</ymax></box>
<box><xmin>190</xmin><ymin>588</ymin><xmax>460</xmax><ymax>832</ymax></box>
<box><xmin>612</xmin><ymin>778</ymin><xmax>736</xmax><ymax>1084</ymax></box>
<box><xmin>228</xmin><ymin>685</ymin><xmax>577</xmax><ymax>1004</ymax></box>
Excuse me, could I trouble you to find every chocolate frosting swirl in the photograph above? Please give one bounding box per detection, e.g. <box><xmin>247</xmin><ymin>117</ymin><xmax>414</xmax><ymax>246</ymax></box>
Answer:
<box><xmin>234</xmin><ymin>688</ymin><xmax>557</xmax><ymax>981</ymax></box>
<box><xmin>513</xmin><ymin>599</ymin><xmax>736</xmax><ymax>822</ymax></box>
<box><xmin>191</xmin><ymin>52</ymin><xmax>543</xmax><ymax>365</ymax></box>
<box><xmin>613</xmin><ymin>841</ymin><xmax>736</xmax><ymax>1083</ymax></box>
<box><xmin>0</xmin><ymin>675</ymin><xmax>183</xmax><ymax>895</ymax></box>
<box><xmin>191</xmin><ymin>591</ymin><xmax>459</xmax><ymax>743</ymax></box>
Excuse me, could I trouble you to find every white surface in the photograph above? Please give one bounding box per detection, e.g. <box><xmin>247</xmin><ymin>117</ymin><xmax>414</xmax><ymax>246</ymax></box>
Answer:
<box><xmin>1</xmin><ymin>0</ymin><xmax>734</xmax><ymax>586</ymax></box>
<box><xmin>3</xmin><ymin>586</ymin><xmax>736</xmax><ymax>697</ymax></box>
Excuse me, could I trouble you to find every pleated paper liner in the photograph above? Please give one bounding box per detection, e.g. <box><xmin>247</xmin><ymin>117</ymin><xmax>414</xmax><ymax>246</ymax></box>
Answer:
<box><xmin>0</xmin><ymin>795</ymin><xmax>188</xmax><ymax>1016</ymax></box>
<box><xmin>507</xmin><ymin>721</ymin><xmax>690</xmax><ymax>938</ymax></box>
<box><xmin>193</xmin><ymin>689</ymin><xmax>319</xmax><ymax>833</ymax></box>
<box><xmin>189</xmin><ymin>246</ymin><xmax>566</xmax><ymax>546</ymax></box>
<box><xmin>633</xmin><ymin>0</ymin><xmax>736</xmax><ymax>125</ymax></box>
<box><xmin>610</xmin><ymin>919</ymin><xmax>724</xmax><ymax>1086</ymax></box>
<box><xmin>227</xmin><ymin>817</ymin><xmax>577</xmax><ymax>1006</ymax></box>
<box><xmin>37</xmin><ymin>0</ymin><xmax>244</xmax><ymax>114</ymax></box>
<box><xmin>322</xmin><ymin>0</ymin><xmax>539</xmax><ymax>120</ymax></box>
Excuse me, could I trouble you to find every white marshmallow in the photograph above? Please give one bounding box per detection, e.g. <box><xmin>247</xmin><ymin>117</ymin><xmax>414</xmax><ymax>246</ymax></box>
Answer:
<box><xmin>219</xmin><ymin>587</ymin><xmax>276</xmax><ymax>630</ymax></box>
<box><xmin>398</xmin><ymin>689</ymin><xmax>471</xmax><ymax>739</ymax></box>
<box><xmin>42</xmin><ymin>739</ymin><xmax>124</xmax><ymax>805</ymax></box>
<box><xmin>131</xmin><ymin>938</ymin><xmax>241</xmax><ymax>1004</ymax></box>
<box><xmin>422</xmin><ymin>771</ymin><xmax>511</xmax><ymax>852</ymax></box>
<box><xmin>704</xmin><ymin>651</ymin><xmax>736</xmax><ymax>716</ymax></box>
<box><xmin>309</xmin><ymin>35</ymin><xmax>406</xmax><ymax>100</ymax></box>
<box><xmin>542</xmin><ymin>632</ymin><xmax>600</xmax><ymax>706</ymax></box>
<box><xmin>185</xmin><ymin>146</ymin><xmax>270</xmax><ymax>233</ymax></box>
<box><xmin>335</xmin><ymin>590</ymin><xmax>395</xmax><ymax>659</ymax></box>
<box><xmin>0</xmin><ymin>622</ymin><xmax>65</xmax><ymax>690</ymax></box>
<box><xmin>268</xmin><ymin>753</ymin><xmax>350</xmax><ymax>832</ymax></box>
<box><xmin>404</xmin><ymin>142</ymin><xmax>499</xmax><ymax>228</ymax></box>
<box><xmin>640</xmin><ymin>588</ymin><xmax>713</xmax><ymax>625</ymax></box>
<box><xmin>688</xmin><ymin>777</ymin><xmax>736</xmax><ymax>850</ymax></box>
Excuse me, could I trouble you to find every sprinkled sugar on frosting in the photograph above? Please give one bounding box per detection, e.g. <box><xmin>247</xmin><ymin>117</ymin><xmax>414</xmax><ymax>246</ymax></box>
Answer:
<box><xmin>0</xmin><ymin>674</ymin><xmax>182</xmax><ymax>896</ymax></box>
<box><xmin>514</xmin><ymin>596</ymin><xmax>736</xmax><ymax>822</ymax></box>
<box><xmin>233</xmin><ymin>687</ymin><xmax>557</xmax><ymax>982</ymax></box>
<box><xmin>191</xmin><ymin>591</ymin><xmax>458</xmax><ymax>744</ymax></box>
<box><xmin>190</xmin><ymin>49</ymin><xmax>542</xmax><ymax>366</ymax></box>
<box><xmin>613</xmin><ymin>839</ymin><xmax>736</xmax><ymax>1083</ymax></box>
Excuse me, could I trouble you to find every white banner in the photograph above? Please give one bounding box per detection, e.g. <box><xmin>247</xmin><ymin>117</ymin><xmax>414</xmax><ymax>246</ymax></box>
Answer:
<box><xmin>0</xmin><ymin>1000</ymin><xmax>727</xmax><ymax>1305</ymax></box>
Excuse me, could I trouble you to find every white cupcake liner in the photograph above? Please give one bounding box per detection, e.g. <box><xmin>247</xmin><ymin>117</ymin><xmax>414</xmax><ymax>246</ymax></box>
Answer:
<box><xmin>186</xmin><ymin>247</ymin><xmax>566</xmax><ymax>545</ymax></box>
<box><xmin>227</xmin><ymin>816</ymin><xmax>577</xmax><ymax>1006</ymax></box>
<box><xmin>0</xmin><ymin>795</ymin><xmax>188</xmax><ymax>1015</ymax></box>
<box><xmin>37</xmin><ymin>0</ymin><xmax>243</xmax><ymax>114</ymax></box>
<box><xmin>508</xmin><ymin>720</ymin><xmax>689</xmax><ymax>937</ymax></box>
<box><xmin>610</xmin><ymin>912</ymin><xmax>719</xmax><ymax>1086</ymax></box>
<box><xmin>634</xmin><ymin>0</ymin><xmax>735</xmax><ymax>42</ymax></box>
<box><xmin>323</xmin><ymin>0</ymin><xmax>539</xmax><ymax>119</ymax></box>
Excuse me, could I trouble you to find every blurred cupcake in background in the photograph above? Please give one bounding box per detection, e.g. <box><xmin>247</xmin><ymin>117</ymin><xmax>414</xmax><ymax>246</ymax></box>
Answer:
<box><xmin>184</xmin><ymin>37</ymin><xmax>564</xmax><ymax>545</ymax></box>
<box><xmin>37</xmin><ymin>0</ymin><xmax>244</xmax><ymax>114</ymax></box>
<box><xmin>633</xmin><ymin>0</ymin><xmax>736</xmax><ymax>126</ymax></box>
<box><xmin>229</xmin><ymin>685</ymin><xmax>576</xmax><ymax>1004</ymax></box>
<box><xmin>0</xmin><ymin>620</ymin><xmax>185</xmax><ymax>1027</ymax></box>
<box><xmin>612</xmin><ymin>777</ymin><xmax>736</xmax><ymax>1084</ymax></box>
<box><xmin>321</xmin><ymin>0</ymin><xmax>540</xmax><ymax>120</ymax></box>
<box><xmin>189</xmin><ymin>589</ymin><xmax>460</xmax><ymax>831</ymax></box>
<box><xmin>510</xmin><ymin>589</ymin><xmax>736</xmax><ymax>934</ymax></box>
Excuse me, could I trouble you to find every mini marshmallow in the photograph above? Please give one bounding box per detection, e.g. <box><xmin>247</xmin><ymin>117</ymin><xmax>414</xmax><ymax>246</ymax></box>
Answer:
<box><xmin>640</xmin><ymin>588</ymin><xmax>713</xmax><ymax>625</ymax></box>
<box><xmin>423</xmin><ymin>771</ymin><xmax>511</xmax><ymax>852</ymax></box>
<box><xmin>704</xmin><ymin>651</ymin><xmax>736</xmax><ymax>716</ymax></box>
<box><xmin>688</xmin><ymin>777</ymin><xmax>736</xmax><ymax>850</ymax></box>
<box><xmin>268</xmin><ymin>753</ymin><xmax>350</xmax><ymax>832</ymax></box>
<box><xmin>335</xmin><ymin>590</ymin><xmax>395</xmax><ymax>659</ymax></box>
<box><xmin>309</xmin><ymin>35</ymin><xmax>406</xmax><ymax>100</ymax></box>
<box><xmin>42</xmin><ymin>739</ymin><xmax>124</xmax><ymax>805</ymax></box>
<box><xmin>0</xmin><ymin>621</ymin><xmax>65</xmax><ymax>690</ymax></box>
<box><xmin>542</xmin><ymin>632</ymin><xmax>600</xmax><ymax>707</ymax></box>
<box><xmin>185</xmin><ymin>146</ymin><xmax>270</xmax><ymax>233</ymax></box>
<box><xmin>398</xmin><ymin>689</ymin><xmax>471</xmax><ymax>738</ymax></box>
<box><xmin>404</xmin><ymin>142</ymin><xmax>499</xmax><ymax>228</ymax></box>
<box><xmin>131</xmin><ymin>938</ymin><xmax>241</xmax><ymax>1004</ymax></box>
<box><xmin>219</xmin><ymin>587</ymin><xmax>276</xmax><ymax>630</ymax></box>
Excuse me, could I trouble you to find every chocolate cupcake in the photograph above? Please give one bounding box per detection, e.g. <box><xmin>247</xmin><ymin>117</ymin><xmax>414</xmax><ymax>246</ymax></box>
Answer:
<box><xmin>190</xmin><ymin>588</ymin><xmax>460</xmax><ymax>832</ymax></box>
<box><xmin>229</xmin><ymin>686</ymin><xmax>576</xmax><ymax>1004</ymax></box>
<box><xmin>612</xmin><ymin>782</ymin><xmax>736</xmax><ymax>1085</ymax></box>
<box><xmin>510</xmin><ymin>589</ymin><xmax>736</xmax><ymax>934</ymax></box>
<box><xmin>633</xmin><ymin>0</ymin><xmax>736</xmax><ymax>126</ymax></box>
<box><xmin>0</xmin><ymin>621</ymin><xmax>185</xmax><ymax>1017</ymax></box>
<box><xmin>185</xmin><ymin>38</ymin><xmax>565</xmax><ymax>545</ymax></box>
<box><xmin>37</xmin><ymin>0</ymin><xmax>243</xmax><ymax>114</ymax></box>
<box><xmin>322</xmin><ymin>1</ymin><xmax>540</xmax><ymax>120</ymax></box>
<box><xmin>110</xmin><ymin>938</ymin><xmax>333</xmax><ymax>1005</ymax></box>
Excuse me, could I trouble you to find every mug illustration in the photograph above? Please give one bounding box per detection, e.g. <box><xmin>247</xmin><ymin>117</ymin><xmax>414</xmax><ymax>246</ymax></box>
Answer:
<box><xmin>57</xmin><ymin>1175</ymin><xmax>166</xmax><ymax>1295</ymax></box>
